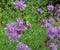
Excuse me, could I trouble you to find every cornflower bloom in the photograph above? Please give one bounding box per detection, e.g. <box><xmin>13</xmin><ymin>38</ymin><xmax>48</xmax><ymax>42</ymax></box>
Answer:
<box><xmin>16</xmin><ymin>42</ymin><xmax>31</xmax><ymax>50</ymax></box>
<box><xmin>14</xmin><ymin>0</ymin><xmax>27</xmax><ymax>10</ymax></box>
<box><xmin>47</xmin><ymin>5</ymin><xmax>54</xmax><ymax>11</ymax></box>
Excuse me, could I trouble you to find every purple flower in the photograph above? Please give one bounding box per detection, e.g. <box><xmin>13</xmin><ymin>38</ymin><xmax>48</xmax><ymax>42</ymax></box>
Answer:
<box><xmin>57</xmin><ymin>27</ymin><xmax>60</xmax><ymax>37</ymax></box>
<box><xmin>48</xmin><ymin>34</ymin><xmax>55</xmax><ymax>40</ymax></box>
<box><xmin>48</xmin><ymin>27</ymin><xmax>58</xmax><ymax>35</ymax></box>
<box><xmin>6</xmin><ymin>19</ymin><xmax>31</xmax><ymax>42</ymax></box>
<box><xmin>41</xmin><ymin>19</ymin><xmax>52</xmax><ymax>28</ymax></box>
<box><xmin>46</xmin><ymin>23</ymin><xmax>52</xmax><ymax>28</ymax></box>
<box><xmin>50</xmin><ymin>43</ymin><xmax>57</xmax><ymax>50</ymax></box>
<box><xmin>7</xmin><ymin>22</ymin><xmax>17</xmax><ymax>34</ymax></box>
<box><xmin>41</xmin><ymin>19</ymin><xmax>47</xmax><ymax>27</ymax></box>
<box><xmin>48</xmin><ymin>18</ymin><xmax>55</xmax><ymax>24</ymax></box>
<box><xmin>38</xmin><ymin>8</ymin><xmax>44</xmax><ymax>14</ymax></box>
<box><xmin>48</xmin><ymin>27</ymin><xmax>58</xmax><ymax>40</ymax></box>
<box><xmin>17</xmin><ymin>28</ymin><xmax>24</xmax><ymax>34</ymax></box>
<box><xmin>47</xmin><ymin>5</ymin><xmax>54</xmax><ymax>11</ymax></box>
<box><xmin>14</xmin><ymin>0</ymin><xmax>27</xmax><ymax>10</ymax></box>
<box><xmin>10</xmin><ymin>33</ymin><xmax>22</xmax><ymax>42</ymax></box>
<box><xmin>6</xmin><ymin>22</ymin><xmax>23</xmax><ymax>42</ymax></box>
<box><xmin>16</xmin><ymin>42</ymin><xmax>31</xmax><ymax>50</ymax></box>
<box><xmin>17</xmin><ymin>20</ymin><xmax>25</xmax><ymax>29</ymax></box>
<box><xmin>58</xmin><ymin>27</ymin><xmax>60</xmax><ymax>34</ymax></box>
<box><xmin>55</xmin><ymin>9</ymin><xmax>60</xmax><ymax>16</ymax></box>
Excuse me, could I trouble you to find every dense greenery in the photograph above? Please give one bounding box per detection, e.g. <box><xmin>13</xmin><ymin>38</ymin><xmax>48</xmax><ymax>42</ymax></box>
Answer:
<box><xmin>0</xmin><ymin>0</ymin><xmax>60</xmax><ymax>50</ymax></box>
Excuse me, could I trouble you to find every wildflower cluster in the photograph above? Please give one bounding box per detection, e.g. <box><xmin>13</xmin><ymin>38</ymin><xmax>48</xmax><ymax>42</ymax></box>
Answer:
<box><xmin>4</xmin><ymin>0</ymin><xmax>60</xmax><ymax>50</ymax></box>
<box><xmin>40</xmin><ymin>4</ymin><xmax>60</xmax><ymax>50</ymax></box>
<box><xmin>41</xmin><ymin>17</ymin><xmax>60</xmax><ymax>50</ymax></box>
<box><xmin>6</xmin><ymin>19</ymin><xmax>31</xmax><ymax>50</ymax></box>
<box><xmin>6</xmin><ymin>19</ymin><xmax>31</xmax><ymax>41</ymax></box>
<box><xmin>38</xmin><ymin>5</ymin><xmax>60</xmax><ymax>16</ymax></box>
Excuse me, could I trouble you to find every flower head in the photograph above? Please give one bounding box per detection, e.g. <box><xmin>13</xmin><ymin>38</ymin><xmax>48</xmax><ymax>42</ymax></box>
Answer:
<box><xmin>48</xmin><ymin>27</ymin><xmax>58</xmax><ymax>40</ymax></box>
<box><xmin>17</xmin><ymin>20</ymin><xmax>25</xmax><ymax>29</ymax></box>
<box><xmin>48</xmin><ymin>18</ymin><xmax>55</xmax><ymax>24</ymax></box>
<box><xmin>46</xmin><ymin>23</ymin><xmax>52</xmax><ymax>28</ymax></box>
<box><xmin>6</xmin><ymin>19</ymin><xmax>31</xmax><ymax>42</ymax></box>
<box><xmin>38</xmin><ymin>8</ymin><xmax>44</xmax><ymax>14</ymax></box>
<box><xmin>57</xmin><ymin>27</ymin><xmax>60</xmax><ymax>37</ymax></box>
<box><xmin>55</xmin><ymin>9</ymin><xmax>60</xmax><ymax>16</ymax></box>
<box><xmin>47</xmin><ymin>5</ymin><xmax>54</xmax><ymax>11</ymax></box>
<box><xmin>48</xmin><ymin>27</ymin><xmax>58</xmax><ymax>35</ymax></box>
<box><xmin>16</xmin><ymin>42</ymin><xmax>31</xmax><ymax>50</ymax></box>
<box><xmin>7</xmin><ymin>22</ymin><xmax>16</xmax><ymax>33</ymax></box>
<box><xmin>41</xmin><ymin>19</ymin><xmax>47</xmax><ymax>27</ymax></box>
<box><xmin>58</xmin><ymin>27</ymin><xmax>60</xmax><ymax>34</ymax></box>
<box><xmin>48</xmin><ymin>34</ymin><xmax>55</xmax><ymax>40</ymax></box>
<box><xmin>6</xmin><ymin>22</ymin><xmax>23</xmax><ymax>42</ymax></box>
<box><xmin>50</xmin><ymin>43</ymin><xmax>57</xmax><ymax>50</ymax></box>
<box><xmin>14</xmin><ymin>0</ymin><xmax>27</xmax><ymax>10</ymax></box>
